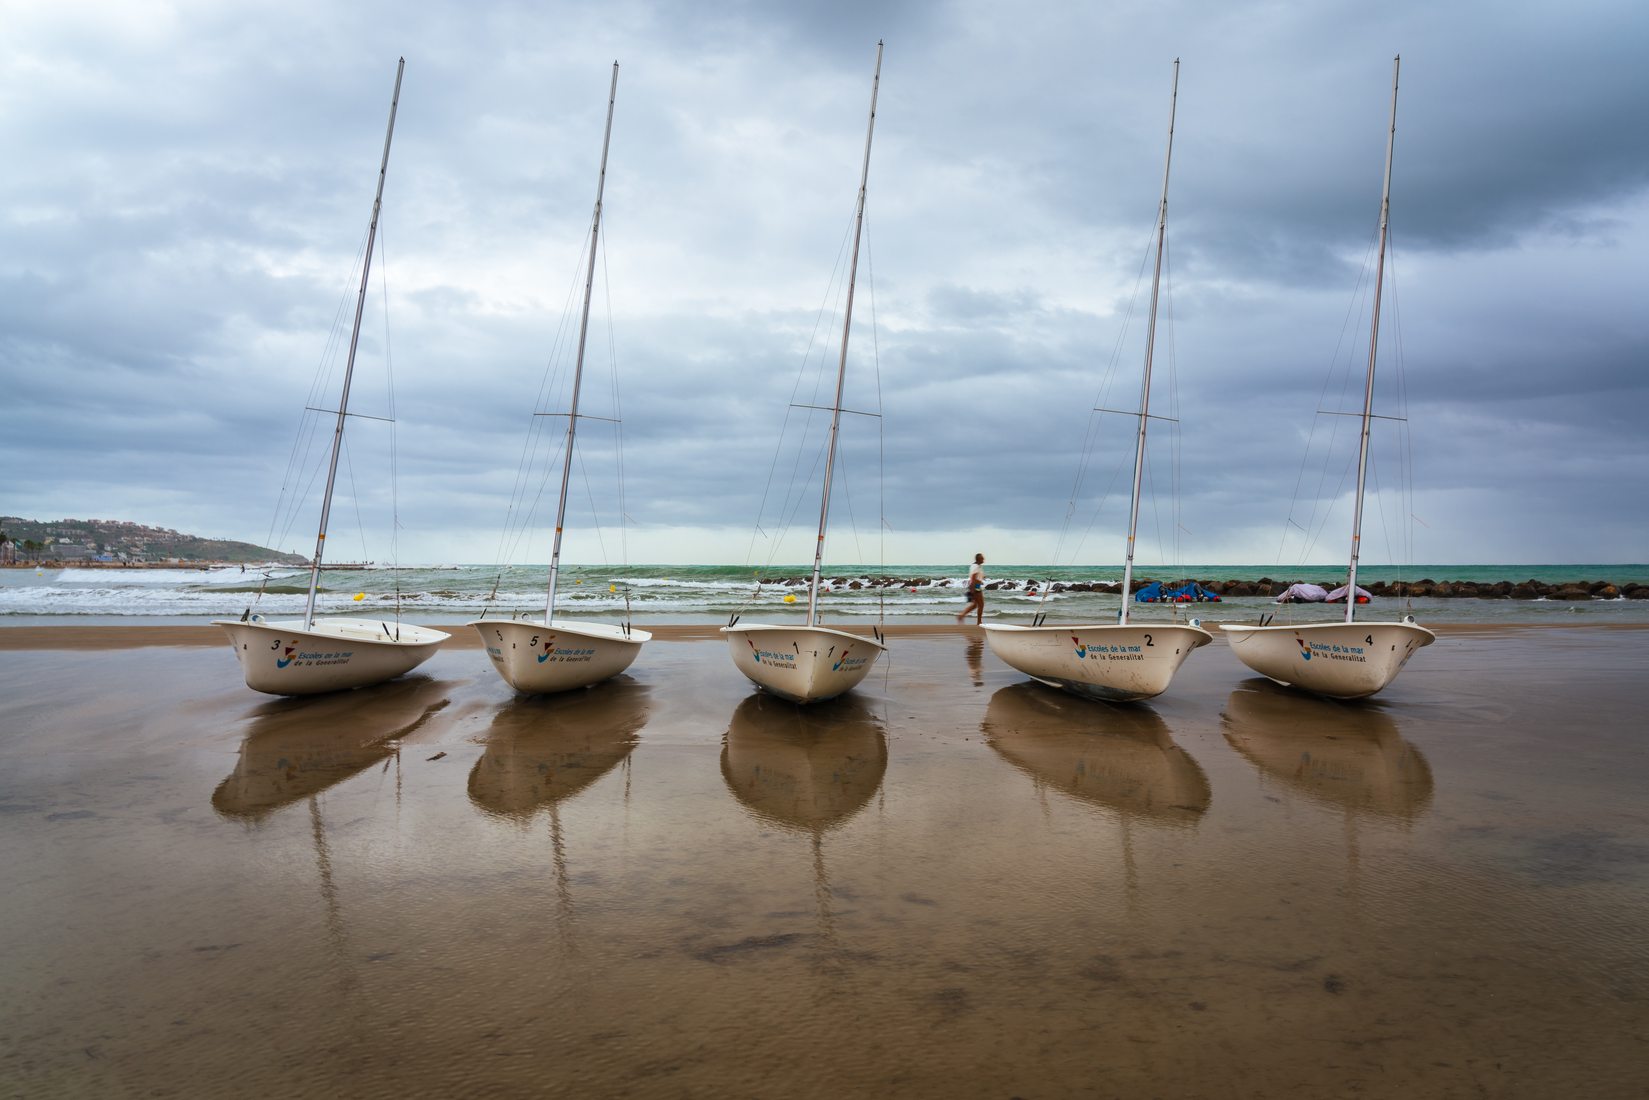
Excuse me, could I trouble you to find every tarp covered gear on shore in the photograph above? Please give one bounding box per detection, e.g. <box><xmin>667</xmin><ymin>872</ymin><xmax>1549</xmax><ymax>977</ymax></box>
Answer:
<box><xmin>1326</xmin><ymin>584</ymin><xmax>1373</xmax><ymax>603</ymax></box>
<box><xmin>1276</xmin><ymin>583</ymin><xmax>1329</xmax><ymax>603</ymax></box>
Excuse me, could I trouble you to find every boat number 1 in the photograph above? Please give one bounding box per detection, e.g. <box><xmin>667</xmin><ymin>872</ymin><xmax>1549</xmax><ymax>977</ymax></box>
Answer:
<box><xmin>1144</xmin><ymin>634</ymin><xmax>1154</xmax><ymax>646</ymax></box>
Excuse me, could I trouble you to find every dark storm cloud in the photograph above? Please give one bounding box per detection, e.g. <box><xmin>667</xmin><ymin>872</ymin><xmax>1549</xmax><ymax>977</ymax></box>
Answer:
<box><xmin>2</xmin><ymin>0</ymin><xmax>1645</xmax><ymax>563</ymax></box>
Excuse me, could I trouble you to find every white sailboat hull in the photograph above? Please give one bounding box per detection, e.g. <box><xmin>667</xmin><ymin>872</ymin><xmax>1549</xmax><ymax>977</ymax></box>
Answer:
<box><xmin>214</xmin><ymin>616</ymin><xmax>449</xmax><ymax>696</ymax></box>
<box><xmin>723</xmin><ymin>623</ymin><xmax>885</xmax><ymax>704</ymax></box>
<box><xmin>1219</xmin><ymin>620</ymin><xmax>1434</xmax><ymax>700</ymax></box>
<box><xmin>983</xmin><ymin>622</ymin><xmax>1212</xmax><ymax>703</ymax></box>
<box><xmin>470</xmin><ymin>618</ymin><xmax>650</xmax><ymax>695</ymax></box>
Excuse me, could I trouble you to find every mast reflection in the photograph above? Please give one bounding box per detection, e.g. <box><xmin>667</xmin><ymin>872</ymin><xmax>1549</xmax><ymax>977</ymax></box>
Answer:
<box><xmin>982</xmin><ymin>682</ymin><xmax>1210</xmax><ymax>824</ymax></box>
<box><xmin>210</xmin><ymin>673</ymin><xmax>452</xmax><ymax>997</ymax></box>
<box><xmin>722</xmin><ymin>692</ymin><xmax>888</xmax><ymax>944</ymax></box>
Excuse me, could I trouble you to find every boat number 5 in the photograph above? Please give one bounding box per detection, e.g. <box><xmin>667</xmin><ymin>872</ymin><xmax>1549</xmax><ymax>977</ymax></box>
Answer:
<box><xmin>530</xmin><ymin>636</ymin><xmax>540</xmax><ymax>646</ymax></box>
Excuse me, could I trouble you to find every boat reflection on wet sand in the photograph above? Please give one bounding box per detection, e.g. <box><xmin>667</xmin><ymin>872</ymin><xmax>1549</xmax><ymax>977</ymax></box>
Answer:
<box><xmin>981</xmin><ymin>682</ymin><xmax>1210</xmax><ymax>824</ymax></box>
<box><xmin>721</xmin><ymin>692</ymin><xmax>888</xmax><ymax>833</ymax></box>
<box><xmin>722</xmin><ymin>692</ymin><xmax>889</xmax><ymax>942</ymax></box>
<box><xmin>1220</xmin><ymin>678</ymin><xmax>1434</xmax><ymax>818</ymax></box>
<box><xmin>211</xmin><ymin>675</ymin><xmax>452</xmax><ymax>821</ymax></box>
<box><xmin>467</xmin><ymin>679</ymin><xmax>651</xmax><ymax>820</ymax></box>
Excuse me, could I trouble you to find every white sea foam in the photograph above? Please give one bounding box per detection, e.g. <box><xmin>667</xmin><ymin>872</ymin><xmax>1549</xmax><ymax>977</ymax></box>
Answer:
<box><xmin>48</xmin><ymin>567</ymin><xmax>297</xmax><ymax>587</ymax></box>
<box><xmin>2</xmin><ymin>564</ymin><xmax>1644</xmax><ymax>623</ymax></box>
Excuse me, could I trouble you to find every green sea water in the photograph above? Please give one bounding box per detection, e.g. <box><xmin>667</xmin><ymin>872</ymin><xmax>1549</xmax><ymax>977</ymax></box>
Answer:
<box><xmin>3</xmin><ymin>562</ymin><xmax>1645</xmax><ymax>625</ymax></box>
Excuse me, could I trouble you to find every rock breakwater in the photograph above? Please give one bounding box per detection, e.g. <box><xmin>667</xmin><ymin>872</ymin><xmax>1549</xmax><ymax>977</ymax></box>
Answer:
<box><xmin>756</xmin><ymin>575</ymin><xmax>1649</xmax><ymax>600</ymax></box>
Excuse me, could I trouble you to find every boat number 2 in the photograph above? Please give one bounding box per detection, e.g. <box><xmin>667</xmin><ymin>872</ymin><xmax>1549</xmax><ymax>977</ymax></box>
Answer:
<box><xmin>1144</xmin><ymin>634</ymin><xmax>1154</xmax><ymax>646</ymax></box>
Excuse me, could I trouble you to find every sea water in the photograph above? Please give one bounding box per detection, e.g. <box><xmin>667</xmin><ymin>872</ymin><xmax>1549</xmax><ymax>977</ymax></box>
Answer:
<box><xmin>2</xmin><ymin>563</ymin><xmax>1647</xmax><ymax>626</ymax></box>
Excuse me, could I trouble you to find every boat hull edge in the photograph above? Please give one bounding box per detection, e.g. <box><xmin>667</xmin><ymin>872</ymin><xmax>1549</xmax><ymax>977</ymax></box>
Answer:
<box><xmin>214</xmin><ymin>617</ymin><xmax>448</xmax><ymax>695</ymax></box>
<box><xmin>1218</xmin><ymin>620</ymin><xmax>1434</xmax><ymax>700</ymax></box>
<box><xmin>983</xmin><ymin>622</ymin><xmax>1211</xmax><ymax>703</ymax></box>
<box><xmin>723</xmin><ymin>623</ymin><xmax>886</xmax><ymax>704</ymax></box>
<box><xmin>471</xmin><ymin>617</ymin><xmax>650</xmax><ymax>694</ymax></box>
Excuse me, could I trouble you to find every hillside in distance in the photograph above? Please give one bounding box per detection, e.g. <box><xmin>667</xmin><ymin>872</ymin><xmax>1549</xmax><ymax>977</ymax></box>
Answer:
<box><xmin>1</xmin><ymin>516</ymin><xmax>307</xmax><ymax>565</ymax></box>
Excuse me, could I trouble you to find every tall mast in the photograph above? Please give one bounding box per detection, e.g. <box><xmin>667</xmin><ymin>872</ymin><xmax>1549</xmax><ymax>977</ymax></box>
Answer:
<box><xmin>807</xmin><ymin>41</ymin><xmax>882</xmax><ymax>627</ymax></box>
<box><xmin>303</xmin><ymin>57</ymin><xmax>405</xmax><ymax>629</ymax></box>
<box><xmin>546</xmin><ymin>61</ymin><xmax>620</xmax><ymax>624</ymax></box>
<box><xmin>1345</xmin><ymin>54</ymin><xmax>1400</xmax><ymax>624</ymax></box>
<box><xmin>1118</xmin><ymin>58</ymin><xmax>1178</xmax><ymax>628</ymax></box>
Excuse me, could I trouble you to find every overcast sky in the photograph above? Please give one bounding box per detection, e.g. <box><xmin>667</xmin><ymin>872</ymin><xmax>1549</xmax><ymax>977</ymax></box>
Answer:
<box><xmin>4</xmin><ymin>0</ymin><xmax>1646</xmax><ymax>567</ymax></box>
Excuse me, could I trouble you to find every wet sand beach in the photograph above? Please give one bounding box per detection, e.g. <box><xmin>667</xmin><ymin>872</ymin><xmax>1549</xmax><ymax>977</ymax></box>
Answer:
<box><xmin>2</xmin><ymin>624</ymin><xmax>1647</xmax><ymax>1096</ymax></box>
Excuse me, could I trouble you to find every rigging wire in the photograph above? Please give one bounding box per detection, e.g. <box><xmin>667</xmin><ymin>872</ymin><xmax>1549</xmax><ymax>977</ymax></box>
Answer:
<box><xmin>480</xmin><ymin>228</ymin><xmax>589</xmax><ymax>608</ymax></box>
<box><xmin>1049</xmin><ymin>218</ymin><xmax>1156</xmax><ymax>572</ymax></box>
<box><xmin>866</xmin><ymin>212</ymin><xmax>888</xmax><ymax>625</ymax></box>
<box><xmin>1361</xmin><ymin>236</ymin><xmax>1413</xmax><ymax>600</ymax></box>
<box><xmin>266</xmin><ymin>227</ymin><xmax>373</xmax><ymax>556</ymax></box>
<box><xmin>1388</xmin><ymin>231</ymin><xmax>1416</xmax><ymax>601</ymax></box>
<box><xmin>1272</xmin><ymin>199</ymin><xmax>1419</xmax><ymax>601</ymax></box>
<box><xmin>575</xmin><ymin>445</ymin><xmax>609</xmax><ymax>565</ymax></box>
<box><xmin>738</xmin><ymin>201</ymin><xmax>859</xmax><ymax>602</ymax></box>
<box><xmin>827</xmin><ymin>210</ymin><xmax>880</xmax><ymax>578</ymax></box>
<box><xmin>1278</xmin><ymin>224</ymin><xmax>1380</xmax><ymax>568</ymax></box>
<box><xmin>1164</xmin><ymin>231</ymin><xmax>1184</xmax><ymax>579</ymax></box>
<box><xmin>771</xmin><ymin>220</ymin><xmax>855</xmax><ymax>561</ymax></box>
<box><xmin>379</xmin><ymin>221</ymin><xmax>404</xmax><ymax>621</ymax></box>
<box><xmin>256</xmin><ymin>212</ymin><xmax>410</xmax><ymax>620</ymax></box>
<box><xmin>600</xmin><ymin>218</ymin><xmax>631</xmax><ymax>585</ymax></box>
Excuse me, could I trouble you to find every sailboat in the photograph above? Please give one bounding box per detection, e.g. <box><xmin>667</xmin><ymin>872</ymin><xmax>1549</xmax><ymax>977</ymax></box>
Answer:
<box><xmin>215</xmin><ymin>59</ymin><xmax>449</xmax><ymax>696</ymax></box>
<box><xmin>469</xmin><ymin>63</ymin><xmax>651</xmax><ymax>694</ymax></box>
<box><xmin>722</xmin><ymin>42</ymin><xmax>887</xmax><ymax>704</ymax></box>
<box><xmin>1220</xmin><ymin>57</ymin><xmax>1434</xmax><ymax>699</ymax></box>
<box><xmin>983</xmin><ymin>60</ymin><xmax>1211</xmax><ymax>702</ymax></box>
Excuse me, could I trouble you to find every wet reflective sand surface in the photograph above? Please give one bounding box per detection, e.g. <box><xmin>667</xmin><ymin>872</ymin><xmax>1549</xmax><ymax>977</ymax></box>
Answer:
<box><xmin>2</xmin><ymin>626</ymin><xmax>1647</xmax><ymax>1096</ymax></box>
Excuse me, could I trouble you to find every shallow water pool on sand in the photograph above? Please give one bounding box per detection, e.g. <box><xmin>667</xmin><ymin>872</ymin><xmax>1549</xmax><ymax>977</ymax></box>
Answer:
<box><xmin>1</xmin><ymin>627</ymin><xmax>1646</xmax><ymax>1096</ymax></box>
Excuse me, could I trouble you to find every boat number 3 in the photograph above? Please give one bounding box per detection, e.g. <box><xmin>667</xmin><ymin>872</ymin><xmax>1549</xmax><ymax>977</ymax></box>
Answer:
<box><xmin>1144</xmin><ymin>634</ymin><xmax>1154</xmax><ymax>646</ymax></box>
<box><xmin>269</xmin><ymin>639</ymin><xmax>281</xmax><ymax>650</ymax></box>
